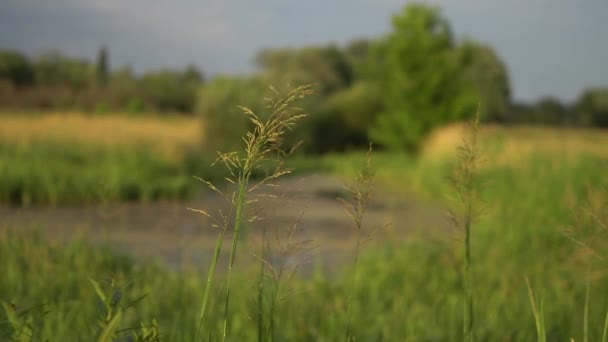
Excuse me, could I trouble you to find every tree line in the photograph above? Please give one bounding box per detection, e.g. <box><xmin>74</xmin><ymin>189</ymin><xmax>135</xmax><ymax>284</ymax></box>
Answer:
<box><xmin>0</xmin><ymin>46</ymin><xmax>204</xmax><ymax>113</ymax></box>
<box><xmin>1</xmin><ymin>3</ymin><xmax>606</xmax><ymax>153</ymax></box>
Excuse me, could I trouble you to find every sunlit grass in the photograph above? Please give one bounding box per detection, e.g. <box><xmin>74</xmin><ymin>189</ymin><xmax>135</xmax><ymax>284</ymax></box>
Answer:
<box><xmin>0</xmin><ymin>112</ymin><xmax>209</xmax><ymax>204</ymax></box>
<box><xmin>2</xmin><ymin>116</ymin><xmax>608</xmax><ymax>340</ymax></box>
<box><xmin>0</xmin><ymin>111</ymin><xmax>201</xmax><ymax>160</ymax></box>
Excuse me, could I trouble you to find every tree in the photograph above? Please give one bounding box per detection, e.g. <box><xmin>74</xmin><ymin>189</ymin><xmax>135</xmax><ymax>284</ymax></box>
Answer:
<box><xmin>460</xmin><ymin>41</ymin><xmax>511</xmax><ymax>122</ymax></box>
<box><xmin>255</xmin><ymin>44</ymin><xmax>353</xmax><ymax>96</ymax></box>
<box><xmin>96</xmin><ymin>45</ymin><xmax>110</xmax><ymax>86</ymax></box>
<box><xmin>309</xmin><ymin>81</ymin><xmax>383</xmax><ymax>152</ymax></box>
<box><xmin>365</xmin><ymin>3</ymin><xmax>477</xmax><ymax>151</ymax></box>
<box><xmin>33</xmin><ymin>51</ymin><xmax>93</xmax><ymax>89</ymax></box>
<box><xmin>576</xmin><ymin>87</ymin><xmax>608</xmax><ymax>127</ymax></box>
<box><xmin>0</xmin><ymin>50</ymin><xmax>34</xmax><ymax>87</ymax></box>
<box><xmin>139</xmin><ymin>67</ymin><xmax>203</xmax><ymax>112</ymax></box>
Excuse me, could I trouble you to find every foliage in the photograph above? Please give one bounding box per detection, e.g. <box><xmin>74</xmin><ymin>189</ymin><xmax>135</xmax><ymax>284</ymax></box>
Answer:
<box><xmin>576</xmin><ymin>87</ymin><xmax>608</xmax><ymax>127</ymax></box>
<box><xmin>0</xmin><ymin>48</ymin><xmax>204</xmax><ymax>114</ymax></box>
<box><xmin>197</xmin><ymin>76</ymin><xmax>269</xmax><ymax>155</ymax></box>
<box><xmin>365</xmin><ymin>4</ymin><xmax>478</xmax><ymax>151</ymax></box>
<box><xmin>0</xmin><ymin>50</ymin><xmax>35</xmax><ymax>87</ymax></box>
<box><xmin>308</xmin><ymin>81</ymin><xmax>382</xmax><ymax>153</ymax></box>
<box><xmin>461</xmin><ymin>41</ymin><xmax>511</xmax><ymax>122</ymax></box>
<box><xmin>139</xmin><ymin>67</ymin><xmax>203</xmax><ymax>113</ymax></box>
<box><xmin>256</xmin><ymin>45</ymin><xmax>353</xmax><ymax>97</ymax></box>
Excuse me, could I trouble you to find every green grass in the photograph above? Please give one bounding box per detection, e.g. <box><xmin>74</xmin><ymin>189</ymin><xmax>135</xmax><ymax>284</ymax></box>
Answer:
<box><xmin>3</xmin><ymin>146</ymin><xmax>608</xmax><ymax>340</ymax></box>
<box><xmin>0</xmin><ymin>140</ymin><xmax>220</xmax><ymax>205</ymax></box>
<box><xmin>290</xmin><ymin>147</ymin><xmax>608</xmax><ymax>340</ymax></box>
<box><xmin>2</xmin><ymin>106</ymin><xmax>608</xmax><ymax>340</ymax></box>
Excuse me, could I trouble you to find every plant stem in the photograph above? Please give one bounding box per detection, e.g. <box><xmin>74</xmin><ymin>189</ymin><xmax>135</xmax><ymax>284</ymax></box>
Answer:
<box><xmin>223</xmin><ymin>181</ymin><xmax>248</xmax><ymax>341</ymax></box>
<box><xmin>584</xmin><ymin>269</ymin><xmax>590</xmax><ymax>342</ymax></box>
<box><xmin>345</xmin><ymin>232</ymin><xmax>361</xmax><ymax>342</ymax></box>
<box><xmin>257</xmin><ymin>228</ymin><xmax>266</xmax><ymax>342</ymax></box>
<box><xmin>602</xmin><ymin>306</ymin><xmax>608</xmax><ymax>342</ymax></box>
<box><xmin>196</xmin><ymin>225</ymin><xmax>227</xmax><ymax>342</ymax></box>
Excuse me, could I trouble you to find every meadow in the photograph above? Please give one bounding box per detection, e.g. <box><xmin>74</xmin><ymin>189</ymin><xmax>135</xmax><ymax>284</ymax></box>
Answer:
<box><xmin>2</xmin><ymin>109</ymin><xmax>608</xmax><ymax>341</ymax></box>
<box><xmin>0</xmin><ymin>112</ymin><xmax>207</xmax><ymax>204</ymax></box>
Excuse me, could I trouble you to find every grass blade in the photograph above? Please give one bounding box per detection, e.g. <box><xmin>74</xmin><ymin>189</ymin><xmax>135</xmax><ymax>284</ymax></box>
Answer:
<box><xmin>584</xmin><ymin>274</ymin><xmax>590</xmax><ymax>342</ymax></box>
<box><xmin>196</xmin><ymin>226</ymin><xmax>227</xmax><ymax>341</ymax></box>
<box><xmin>526</xmin><ymin>277</ymin><xmax>546</xmax><ymax>342</ymax></box>
<box><xmin>97</xmin><ymin>310</ymin><xmax>122</xmax><ymax>342</ymax></box>
<box><xmin>602</xmin><ymin>307</ymin><xmax>608</xmax><ymax>342</ymax></box>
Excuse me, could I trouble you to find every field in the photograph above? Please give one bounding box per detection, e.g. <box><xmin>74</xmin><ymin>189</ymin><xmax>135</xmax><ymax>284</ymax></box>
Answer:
<box><xmin>0</xmin><ymin>112</ymin><xmax>207</xmax><ymax>204</ymax></box>
<box><xmin>2</xmin><ymin>112</ymin><xmax>608</xmax><ymax>341</ymax></box>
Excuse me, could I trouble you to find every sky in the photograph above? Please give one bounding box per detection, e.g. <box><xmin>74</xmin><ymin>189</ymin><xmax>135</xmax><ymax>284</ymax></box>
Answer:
<box><xmin>0</xmin><ymin>0</ymin><xmax>606</xmax><ymax>103</ymax></box>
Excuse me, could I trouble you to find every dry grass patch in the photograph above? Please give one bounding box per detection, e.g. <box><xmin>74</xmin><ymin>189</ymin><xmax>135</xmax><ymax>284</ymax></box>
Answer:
<box><xmin>422</xmin><ymin>123</ymin><xmax>608</xmax><ymax>166</ymax></box>
<box><xmin>0</xmin><ymin>112</ymin><xmax>201</xmax><ymax>159</ymax></box>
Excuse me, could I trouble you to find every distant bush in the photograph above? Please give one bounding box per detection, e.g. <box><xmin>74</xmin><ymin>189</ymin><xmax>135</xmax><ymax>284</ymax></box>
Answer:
<box><xmin>197</xmin><ymin>76</ymin><xmax>269</xmax><ymax>155</ymax></box>
<box><xmin>0</xmin><ymin>49</ymin><xmax>205</xmax><ymax>114</ymax></box>
<box><xmin>576</xmin><ymin>87</ymin><xmax>608</xmax><ymax>127</ymax></box>
<box><xmin>307</xmin><ymin>82</ymin><xmax>382</xmax><ymax>153</ymax></box>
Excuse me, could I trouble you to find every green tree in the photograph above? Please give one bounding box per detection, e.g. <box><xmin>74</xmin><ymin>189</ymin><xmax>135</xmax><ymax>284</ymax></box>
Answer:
<box><xmin>139</xmin><ymin>67</ymin><xmax>203</xmax><ymax>112</ymax></box>
<box><xmin>366</xmin><ymin>3</ymin><xmax>477</xmax><ymax>151</ymax></box>
<box><xmin>96</xmin><ymin>45</ymin><xmax>110</xmax><ymax>86</ymax></box>
<box><xmin>33</xmin><ymin>51</ymin><xmax>93</xmax><ymax>89</ymax></box>
<box><xmin>0</xmin><ymin>50</ymin><xmax>35</xmax><ymax>87</ymax></box>
<box><xmin>576</xmin><ymin>87</ymin><xmax>608</xmax><ymax>127</ymax></box>
<box><xmin>255</xmin><ymin>44</ymin><xmax>353</xmax><ymax>96</ymax></box>
<box><xmin>461</xmin><ymin>41</ymin><xmax>511</xmax><ymax>122</ymax></box>
<box><xmin>309</xmin><ymin>81</ymin><xmax>383</xmax><ymax>152</ymax></box>
<box><xmin>533</xmin><ymin>97</ymin><xmax>569</xmax><ymax>124</ymax></box>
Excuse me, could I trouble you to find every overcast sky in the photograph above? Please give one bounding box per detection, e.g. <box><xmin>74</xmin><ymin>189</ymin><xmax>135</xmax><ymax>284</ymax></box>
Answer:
<box><xmin>1</xmin><ymin>0</ymin><xmax>606</xmax><ymax>102</ymax></box>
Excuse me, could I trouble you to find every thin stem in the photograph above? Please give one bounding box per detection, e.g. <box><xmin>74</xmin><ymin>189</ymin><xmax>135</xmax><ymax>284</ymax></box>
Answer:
<box><xmin>526</xmin><ymin>277</ymin><xmax>546</xmax><ymax>342</ymax></box>
<box><xmin>257</xmin><ymin>228</ymin><xmax>266</xmax><ymax>342</ymax></box>
<box><xmin>460</xmin><ymin>114</ymin><xmax>478</xmax><ymax>342</ymax></box>
<box><xmin>196</xmin><ymin>226</ymin><xmax>227</xmax><ymax>341</ymax></box>
<box><xmin>345</xmin><ymin>230</ymin><xmax>361</xmax><ymax>342</ymax></box>
<box><xmin>601</xmin><ymin>306</ymin><xmax>608</xmax><ymax>342</ymax></box>
<box><xmin>583</xmin><ymin>267</ymin><xmax>591</xmax><ymax>342</ymax></box>
<box><xmin>222</xmin><ymin>180</ymin><xmax>248</xmax><ymax>341</ymax></box>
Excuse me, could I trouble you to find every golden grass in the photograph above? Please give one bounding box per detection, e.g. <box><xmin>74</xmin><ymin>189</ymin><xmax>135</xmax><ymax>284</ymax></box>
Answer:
<box><xmin>0</xmin><ymin>112</ymin><xmax>202</xmax><ymax>159</ymax></box>
<box><xmin>422</xmin><ymin>123</ymin><xmax>608</xmax><ymax>166</ymax></box>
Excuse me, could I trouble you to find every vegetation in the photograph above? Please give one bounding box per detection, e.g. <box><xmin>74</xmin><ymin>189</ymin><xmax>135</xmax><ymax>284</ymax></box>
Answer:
<box><xmin>365</xmin><ymin>4</ymin><xmax>478</xmax><ymax>151</ymax></box>
<box><xmin>1</xmin><ymin>1</ymin><xmax>607</xmax><ymax>340</ymax></box>
<box><xmin>3</xmin><ymin>111</ymin><xmax>608</xmax><ymax>340</ymax></box>
<box><xmin>0</xmin><ymin>113</ymin><xmax>208</xmax><ymax>204</ymax></box>
<box><xmin>0</xmin><ymin>49</ymin><xmax>203</xmax><ymax>113</ymax></box>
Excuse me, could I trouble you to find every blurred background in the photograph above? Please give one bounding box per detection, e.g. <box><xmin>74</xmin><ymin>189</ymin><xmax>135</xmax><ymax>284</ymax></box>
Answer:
<box><xmin>1</xmin><ymin>1</ymin><xmax>608</xmax><ymax>340</ymax></box>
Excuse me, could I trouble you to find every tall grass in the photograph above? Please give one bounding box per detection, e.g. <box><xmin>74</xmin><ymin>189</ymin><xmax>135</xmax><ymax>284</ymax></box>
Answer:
<box><xmin>0</xmin><ymin>112</ymin><xmax>205</xmax><ymax>204</ymax></box>
<box><xmin>341</xmin><ymin>145</ymin><xmax>375</xmax><ymax>341</ymax></box>
<box><xmin>190</xmin><ymin>85</ymin><xmax>314</xmax><ymax>341</ymax></box>
<box><xmin>2</xmin><ymin>104</ymin><xmax>608</xmax><ymax>339</ymax></box>
<box><xmin>0</xmin><ymin>141</ymin><xmax>200</xmax><ymax>204</ymax></box>
<box><xmin>449</xmin><ymin>112</ymin><xmax>481</xmax><ymax>342</ymax></box>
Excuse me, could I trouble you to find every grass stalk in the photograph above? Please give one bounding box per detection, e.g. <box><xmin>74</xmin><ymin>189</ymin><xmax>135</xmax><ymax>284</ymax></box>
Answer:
<box><xmin>450</xmin><ymin>111</ymin><xmax>481</xmax><ymax>342</ymax></box>
<box><xmin>526</xmin><ymin>277</ymin><xmax>546</xmax><ymax>342</ymax></box>
<box><xmin>602</xmin><ymin>306</ymin><xmax>608</xmax><ymax>342</ymax></box>
<box><xmin>342</xmin><ymin>146</ymin><xmax>374</xmax><ymax>341</ymax></box>
<box><xmin>195</xmin><ymin>223</ymin><xmax>227</xmax><ymax>341</ymax></box>
<box><xmin>583</xmin><ymin>269</ymin><xmax>590</xmax><ymax>342</ymax></box>
<box><xmin>257</xmin><ymin>227</ymin><xmax>266</xmax><ymax>342</ymax></box>
<box><xmin>191</xmin><ymin>85</ymin><xmax>313</xmax><ymax>341</ymax></box>
<box><xmin>222</xmin><ymin>182</ymin><xmax>248</xmax><ymax>340</ymax></box>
